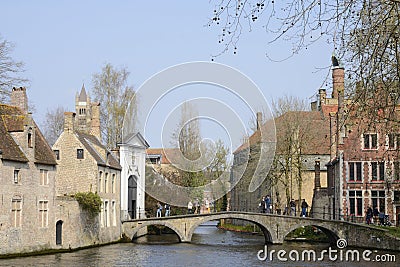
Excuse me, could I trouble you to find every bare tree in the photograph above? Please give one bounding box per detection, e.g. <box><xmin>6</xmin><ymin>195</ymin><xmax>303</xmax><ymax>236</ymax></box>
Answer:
<box><xmin>267</xmin><ymin>96</ymin><xmax>310</xmax><ymax>207</ymax></box>
<box><xmin>42</xmin><ymin>106</ymin><xmax>67</xmax><ymax>146</ymax></box>
<box><xmin>91</xmin><ymin>63</ymin><xmax>136</xmax><ymax>149</ymax></box>
<box><xmin>0</xmin><ymin>35</ymin><xmax>28</xmax><ymax>102</ymax></box>
<box><xmin>209</xmin><ymin>1</ymin><xmax>400</xmax><ymax>122</ymax></box>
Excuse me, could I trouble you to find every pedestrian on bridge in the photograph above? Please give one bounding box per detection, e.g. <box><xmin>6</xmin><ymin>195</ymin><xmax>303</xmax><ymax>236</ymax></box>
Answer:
<box><xmin>156</xmin><ymin>202</ymin><xmax>163</xmax><ymax>217</ymax></box>
<box><xmin>165</xmin><ymin>204</ymin><xmax>171</xmax><ymax>217</ymax></box>
<box><xmin>265</xmin><ymin>195</ymin><xmax>271</xmax><ymax>214</ymax></box>
<box><xmin>188</xmin><ymin>201</ymin><xmax>193</xmax><ymax>214</ymax></box>
<box><xmin>301</xmin><ymin>199</ymin><xmax>308</xmax><ymax>217</ymax></box>
<box><xmin>290</xmin><ymin>199</ymin><xmax>296</xmax><ymax>216</ymax></box>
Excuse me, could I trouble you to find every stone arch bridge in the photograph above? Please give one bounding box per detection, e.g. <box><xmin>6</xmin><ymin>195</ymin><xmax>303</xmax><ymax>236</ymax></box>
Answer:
<box><xmin>122</xmin><ymin>211</ymin><xmax>399</xmax><ymax>250</ymax></box>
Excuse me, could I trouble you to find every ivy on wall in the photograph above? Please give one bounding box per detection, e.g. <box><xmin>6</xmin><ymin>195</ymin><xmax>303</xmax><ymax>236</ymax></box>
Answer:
<box><xmin>74</xmin><ymin>192</ymin><xmax>102</xmax><ymax>217</ymax></box>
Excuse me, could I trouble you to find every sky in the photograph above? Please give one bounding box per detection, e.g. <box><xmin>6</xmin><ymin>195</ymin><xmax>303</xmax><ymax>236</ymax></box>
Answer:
<box><xmin>0</xmin><ymin>1</ymin><xmax>334</xmax><ymax>151</ymax></box>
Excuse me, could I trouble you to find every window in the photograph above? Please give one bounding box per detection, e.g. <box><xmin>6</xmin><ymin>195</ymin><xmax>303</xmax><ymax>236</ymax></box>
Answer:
<box><xmin>28</xmin><ymin>133</ymin><xmax>32</xmax><ymax>148</ymax></box>
<box><xmin>104</xmin><ymin>200</ymin><xmax>109</xmax><ymax>227</ymax></box>
<box><xmin>111</xmin><ymin>174</ymin><xmax>115</xmax><ymax>194</ymax></box>
<box><xmin>11</xmin><ymin>198</ymin><xmax>22</xmax><ymax>227</ymax></box>
<box><xmin>394</xmin><ymin>162</ymin><xmax>400</xmax><ymax>180</ymax></box>
<box><xmin>38</xmin><ymin>200</ymin><xmax>48</xmax><ymax>227</ymax></box>
<box><xmin>348</xmin><ymin>190</ymin><xmax>363</xmax><ymax>216</ymax></box>
<box><xmin>98</xmin><ymin>171</ymin><xmax>103</xmax><ymax>193</ymax></box>
<box><xmin>13</xmin><ymin>169</ymin><xmax>20</xmax><ymax>184</ymax></box>
<box><xmin>54</xmin><ymin>150</ymin><xmax>60</xmax><ymax>160</ymax></box>
<box><xmin>77</xmin><ymin>149</ymin><xmax>84</xmax><ymax>159</ymax></box>
<box><xmin>388</xmin><ymin>133</ymin><xmax>400</xmax><ymax>149</ymax></box>
<box><xmin>371</xmin><ymin>162</ymin><xmax>385</xmax><ymax>181</ymax></box>
<box><xmin>40</xmin><ymin>169</ymin><xmax>49</xmax><ymax>185</ymax></box>
<box><xmin>111</xmin><ymin>201</ymin><xmax>116</xmax><ymax>226</ymax></box>
<box><xmin>100</xmin><ymin>201</ymin><xmax>104</xmax><ymax>227</ymax></box>
<box><xmin>394</xmin><ymin>191</ymin><xmax>400</xmax><ymax>203</ymax></box>
<box><xmin>371</xmin><ymin>191</ymin><xmax>385</xmax><ymax>213</ymax></box>
<box><xmin>104</xmin><ymin>173</ymin><xmax>108</xmax><ymax>193</ymax></box>
<box><xmin>363</xmin><ymin>133</ymin><xmax>378</xmax><ymax>149</ymax></box>
<box><xmin>348</xmin><ymin>162</ymin><xmax>362</xmax><ymax>181</ymax></box>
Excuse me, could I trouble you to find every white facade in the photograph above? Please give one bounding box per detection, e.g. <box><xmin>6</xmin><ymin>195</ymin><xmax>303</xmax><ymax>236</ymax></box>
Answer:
<box><xmin>119</xmin><ymin>133</ymin><xmax>149</xmax><ymax>220</ymax></box>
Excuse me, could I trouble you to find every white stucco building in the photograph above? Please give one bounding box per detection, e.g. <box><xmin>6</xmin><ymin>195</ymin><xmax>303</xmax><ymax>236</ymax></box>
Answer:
<box><xmin>119</xmin><ymin>133</ymin><xmax>149</xmax><ymax>220</ymax></box>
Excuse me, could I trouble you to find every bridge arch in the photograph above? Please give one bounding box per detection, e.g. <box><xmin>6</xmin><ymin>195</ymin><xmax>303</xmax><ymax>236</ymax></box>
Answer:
<box><xmin>186</xmin><ymin>213</ymin><xmax>273</xmax><ymax>244</ymax></box>
<box><xmin>128</xmin><ymin>221</ymin><xmax>185</xmax><ymax>242</ymax></box>
<box><xmin>282</xmin><ymin>222</ymin><xmax>341</xmax><ymax>244</ymax></box>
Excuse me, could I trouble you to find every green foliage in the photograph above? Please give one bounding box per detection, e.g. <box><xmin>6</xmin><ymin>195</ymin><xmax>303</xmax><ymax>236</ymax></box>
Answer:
<box><xmin>74</xmin><ymin>192</ymin><xmax>102</xmax><ymax>216</ymax></box>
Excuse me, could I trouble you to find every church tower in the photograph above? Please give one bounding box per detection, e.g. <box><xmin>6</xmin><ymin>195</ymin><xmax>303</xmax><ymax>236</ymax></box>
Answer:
<box><xmin>75</xmin><ymin>84</ymin><xmax>92</xmax><ymax>133</ymax></box>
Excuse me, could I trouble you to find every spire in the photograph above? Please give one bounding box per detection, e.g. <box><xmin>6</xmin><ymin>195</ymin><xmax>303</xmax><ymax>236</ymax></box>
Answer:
<box><xmin>78</xmin><ymin>84</ymin><xmax>87</xmax><ymax>102</ymax></box>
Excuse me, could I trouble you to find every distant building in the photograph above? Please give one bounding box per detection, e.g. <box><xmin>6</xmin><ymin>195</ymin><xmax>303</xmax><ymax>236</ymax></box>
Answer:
<box><xmin>0</xmin><ymin>87</ymin><xmax>57</xmax><ymax>255</ymax></box>
<box><xmin>53</xmin><ymin>85</ymin><xmax>122</xmax><ymax>247</ymax></box>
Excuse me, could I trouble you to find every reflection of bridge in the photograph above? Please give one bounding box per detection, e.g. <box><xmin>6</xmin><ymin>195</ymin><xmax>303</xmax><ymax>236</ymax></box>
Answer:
<box><xmin>122</xmin><ymin>211</ymin><xmax>400</xmax><ymax>250</ymax></box>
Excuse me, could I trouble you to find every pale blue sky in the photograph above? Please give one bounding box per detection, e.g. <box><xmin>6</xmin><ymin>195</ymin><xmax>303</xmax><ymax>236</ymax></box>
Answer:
<box><xmin>1</xmin><ymin>1</ymin><xmax>333</xmax><ymax>149</ymax></box>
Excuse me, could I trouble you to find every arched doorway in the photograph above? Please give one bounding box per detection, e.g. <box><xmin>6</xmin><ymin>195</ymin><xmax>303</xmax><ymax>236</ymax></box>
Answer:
<box><xmin>128</xmin><ymin>175</ymin><xmax>138</xmax><ymax>219</ymax></box>
<box><xmin>56</xmin><ymin>220</ymin><xmax>63</xmax><ymax>245</ymax></box>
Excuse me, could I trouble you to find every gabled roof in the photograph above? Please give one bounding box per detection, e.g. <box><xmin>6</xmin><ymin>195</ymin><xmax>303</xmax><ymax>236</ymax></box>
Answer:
<box><xmin>0</xmin><ymin>104</ymin><xmax>56</xmax><ymax>165</ymax></box>
<box><xmin>146</xmin><ymin>148</ymin><xmax>181</xmax><ymax>164</ymax></box>
<box><xmin>76</xmin><ymin>132</ymin><xmax>121</xmax><ymax>170</ymax></box>
<box><xmin>234</xmin><ymin>110</ymin><xmax>330</xmax><ymax>156</ymax></box>
<box><xmin>122</xmin><ymin>132</ymin><xmax>150</xmax><ymax>148</ymax></box>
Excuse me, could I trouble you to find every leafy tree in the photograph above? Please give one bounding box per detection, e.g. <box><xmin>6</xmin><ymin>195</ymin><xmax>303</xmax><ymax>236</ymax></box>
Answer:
<box><xmin>91</xmin><ymin>63</ymin><xmax>136</xmax><ymax>149</ymax></box>
<box><xmin>42</xmin><ymin>106</ymin><xmax>67</xmax><ymax>146</ymax></box>
<box><xmin>0</xmin><ymin>35</ymin><xmax>28</xmax><ymax>102</ymax></box>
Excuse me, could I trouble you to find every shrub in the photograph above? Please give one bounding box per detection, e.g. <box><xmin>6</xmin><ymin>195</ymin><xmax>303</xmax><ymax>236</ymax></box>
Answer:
<box><xmin>74</xmin><ymin>192</ymin><xmax>102</xmax><ymax>216</ymax></box>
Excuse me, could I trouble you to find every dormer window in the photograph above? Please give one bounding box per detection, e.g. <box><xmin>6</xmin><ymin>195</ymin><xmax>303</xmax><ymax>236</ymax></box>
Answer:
<box><xmin>77</xmin><ymin>149</ymin><xmax>84</xmax><ymax>159</ymax></box>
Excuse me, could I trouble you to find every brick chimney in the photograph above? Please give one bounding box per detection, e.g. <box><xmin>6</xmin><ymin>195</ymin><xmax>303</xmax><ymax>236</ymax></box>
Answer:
<box><xmin>90</xmin><ymin>102</ymin><xmax>101</xmax><ymax>140</ymax></box>
<box><xmin>314</xmin><ymin>160</ymin><xmax>321</xmax><ymax>190</ymax></box>
<box><xmin>64</xmin><ymin>112</ymin><xmax>76</xmax><ymax>133</ymax></box>
<box><xmin>319</xmin><ymin>88</ymin><xmax>326</xmax><ymax>106</ymax></box>
<box><xmin>256</xmin><ymin>112</ymin><xmax>262</xmax><ymax>131</ymax></box>
<box><xmin>332</xmin><ymin>67</ymin><xmax>344</xmax><ymax>99</ymax></box>
<box><xmin>11</xmin><ymin>87</ymin><xmax>28</xmax><ymax>114</ymax></box>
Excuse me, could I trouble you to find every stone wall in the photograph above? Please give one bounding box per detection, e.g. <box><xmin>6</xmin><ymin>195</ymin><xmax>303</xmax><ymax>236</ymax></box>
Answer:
<box><xmin>0</xmin><ymin>160</ymin><xmax>57</xmax><ymax>255</ymax></box>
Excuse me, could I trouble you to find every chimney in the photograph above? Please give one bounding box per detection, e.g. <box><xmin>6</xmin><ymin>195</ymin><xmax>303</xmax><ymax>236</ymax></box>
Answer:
<box><xmin>11</xmin><ymin>87</ymin><xmax>28</xmax><ymax>114</ymax></box>
<box><xmin>90</xmin><ymin>102</ymin><xmax>101</xmax><ymax>140</ymax></box>
<box><xmin>314</xmin><ymin>160</ymin><xmax>321</xmax><ymax>190</ymax></box>
<box><xmin>256</xmin><ymin>112</ymin><xmax>262</xmax><ymax>131</ymax></box>
<box><xmin>319</xmin><ymin>89</ymin><xmax>327</xmax><ymax>106</ymax></box>
<box><xmin>64</xmin><ymin>112</ymin><xmax>76</xmax><ymax>133</ymax></box>
<box><xmin>332</xmin><ymin>67</ymin><xmax>344</xmax><ymax>99</ymax></box>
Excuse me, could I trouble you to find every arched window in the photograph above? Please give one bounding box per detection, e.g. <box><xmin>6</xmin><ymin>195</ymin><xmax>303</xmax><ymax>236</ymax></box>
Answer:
<box><xmin>56</xmin><ymin>220</ymin><xmax>63</xmax><ymax>245</ymax></box>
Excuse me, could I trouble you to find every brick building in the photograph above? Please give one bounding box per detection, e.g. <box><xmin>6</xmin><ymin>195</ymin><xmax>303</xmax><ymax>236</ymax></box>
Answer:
<box><xmin>0</xmin><ymin>87</ymin><xmax>57</xmax><ymax>254</ymax></box>
<box><xmin>52</xmin><ymin>86</ymin><xmax>122</xmax><ymax>247</ymax></box>
<box><xmin>326</xmin><ymin>65</ymin><xmax>400</xmax><ymax>224</ymax></box>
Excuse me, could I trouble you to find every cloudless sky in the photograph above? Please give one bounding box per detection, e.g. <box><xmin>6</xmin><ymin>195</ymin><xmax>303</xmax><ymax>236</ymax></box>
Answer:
<box><xmin>1</xmin><ymin>1</ymin><xmax>334</xmax><ymax>149</ymax></box>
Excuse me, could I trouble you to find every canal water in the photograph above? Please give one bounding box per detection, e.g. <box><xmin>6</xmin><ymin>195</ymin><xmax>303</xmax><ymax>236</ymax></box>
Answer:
<box><xmin>0</xmin><ymin>222</ymin><xmax>398</xmax><ymax>266</ymax></box>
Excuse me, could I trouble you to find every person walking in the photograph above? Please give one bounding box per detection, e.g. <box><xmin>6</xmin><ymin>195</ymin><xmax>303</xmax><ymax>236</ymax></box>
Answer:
<box><xmin>196</xmin><ymin>198</ymin><xmax>201</xmax><ymax>214</ymax></box>
<box><xmin>265</xmin><ymin>195</ymin><xmax>271</xmax><ymax>214</ymax></box>
<box><xmin>290</xmin><ymin>199</ymin><xmax>296</xmax><ymax>216</ymax></box>
<box><xmin>187</xmin><ymin>200</ymin><xmax>193</xmax><ymax>214</ymax></box>
<box><xmin>156</xmin><ymin>202</ymin><xmax>162</xmax><ymax>217</ymax></box>
<box><xmin>366</xmin><ymin>205</ymin><xmax>373</xmax><ymax>224</ymax></box>
<box><xmin>301</xmin><ymin>199</ymin><xmax>308</xmax><ymax>217</ymax></box>
<box><xmin>165</xmin><ymin>204</ymin><xmax>171</xmax><ymax>217</ymax></box>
